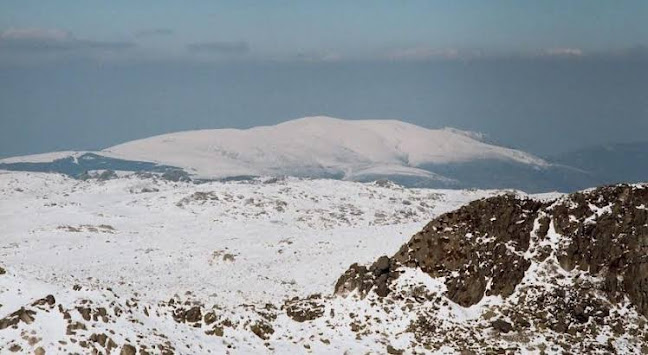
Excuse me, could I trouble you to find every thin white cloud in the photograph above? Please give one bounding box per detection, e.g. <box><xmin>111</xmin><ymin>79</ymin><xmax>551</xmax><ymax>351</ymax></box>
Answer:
<box><xmin>295</xmin><ymin>51</ymin><xmax>342</xmax><ymax>62</ymax></box>
<box><xmin>1</xmin><ymin>28</ymin><xmax>71</xmax><ymax>41</ymax></box>
<box><xmin>385</xmin><ymin>46</ymin><xmax>484</xmax><ymax>61</ymax></box>
<box><xmin>135</xmin><ymin>28</ymin><xmax>174</xmax><ymax>38</ymax></box>
<box><xmin>186</xmin><ymin>41</ymin><xmax>249</xmax><ymax>54</ymax></box>
<box><xmin>0</xmin><ymin>28</ymin><xmax>135</xmax><ymax>51</ymax></box>
<box><xmin>541</xmin><ymin>48</ymin><xmax>584</xmax><ymax>57</ymax></box>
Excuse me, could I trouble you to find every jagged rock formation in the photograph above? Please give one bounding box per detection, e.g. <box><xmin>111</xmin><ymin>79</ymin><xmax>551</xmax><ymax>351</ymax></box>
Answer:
<box><xmin>393</xmin><ymin>194</ymin><xmax>542</xmax><ymax>306</ymax></box>
<box><xmin>334</xmin><ymin>184</ymin><xmax>648</xmax><ymax>352</ymax></box>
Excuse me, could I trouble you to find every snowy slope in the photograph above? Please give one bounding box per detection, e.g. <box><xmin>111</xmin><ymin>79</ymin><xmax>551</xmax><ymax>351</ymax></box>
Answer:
<box><xmin>3</xmin><ymin>171</ymin><xmax>645</xmax><ymax>353</ymax></box>
<box><xmin>0</xmin><ymin>151</ymin><xmax>84</xmax><ymax>164</ymax></box>
<box><xmin>0</xmin><ymin>171</ymin><xmax>522</xmax><ymax>353</ymax></box>
<box><xmin>102</xmin><ymin>116</ymin><xmax>548</xmax><ymax>180</ymax></box>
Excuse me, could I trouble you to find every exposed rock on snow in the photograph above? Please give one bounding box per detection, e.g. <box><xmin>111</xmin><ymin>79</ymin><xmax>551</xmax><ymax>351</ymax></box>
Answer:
<box><xmin>333</xmin><ymin>183</ymin><xmax>648</xmax><ymax>352</ymax></box>
<box><xmin>393</xmin><ymin>195</ymin><xmax>543</xmax><ymax>306</ymax></box>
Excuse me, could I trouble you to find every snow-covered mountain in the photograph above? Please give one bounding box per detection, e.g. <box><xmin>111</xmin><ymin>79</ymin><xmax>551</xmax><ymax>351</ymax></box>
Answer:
<box><xmin>103</xmin><ymin>116</ymin><xmax>547</xmax><ymax>180</ymax></box>
<box><xmin>0</xmin><ymin>116</ymin><xmax>593</xmax><ymax>191</ymax></box>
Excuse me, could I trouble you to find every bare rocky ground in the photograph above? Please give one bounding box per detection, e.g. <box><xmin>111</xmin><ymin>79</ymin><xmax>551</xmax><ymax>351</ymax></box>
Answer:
<box><xmin>2</xmin><ymin>171</ymin><xmax>647</xmax><ymax>353</ymax></box>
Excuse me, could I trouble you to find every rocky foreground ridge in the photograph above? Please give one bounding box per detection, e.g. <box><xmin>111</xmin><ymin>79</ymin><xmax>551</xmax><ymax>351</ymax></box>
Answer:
<box><xmin>2</xmin><ymin>183</ymin><xmax>648</xmax><ymax>353</ymax></box>
<box><xmin>333</xmin><ymin>183</ymin><xmax>648</xmax><ymax>353</ymax></box>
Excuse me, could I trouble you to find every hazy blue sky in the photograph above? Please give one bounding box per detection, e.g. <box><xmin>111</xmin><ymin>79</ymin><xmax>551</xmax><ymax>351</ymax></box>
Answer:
<box><xmin>1</xmin><ymin>1</ymin><xmax>647</xmax><ymax>158</ymax></box>
<box><xmin>2</xmin><ymin>1</ymin><xmax>647</xmax><ymax>60</ymax></box>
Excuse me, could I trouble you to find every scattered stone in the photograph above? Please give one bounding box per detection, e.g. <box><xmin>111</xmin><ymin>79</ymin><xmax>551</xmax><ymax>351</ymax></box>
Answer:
<box><xmin>120</xmin><ymin>344</ymin><xmax>137</xmax><ymax>355</ymax></box>
<box><xmin>250</xmin><ymin>321</ymin><xmax>274</xmax><ymax>340</ymax></box>
<box><xmin>66</xmin><ymin>321</ymin><xmax>87</xmax><ymax>335</ymax></box>
<box><xmin>8</xmin><ymin>344</ymin><xmax>22</xmax><ymax>352</ymax></box>
<box><xmin>32</xmin><ymin>295</ymin><xmax>55</xmax><ymax>307</ymax></box>
<box><xmin>387</xmin><ymin>345</ymin><xmax>404</xmax><ymax>354</ymax></box>
<box><xmin>284</xmin><ymin>295</ymin><xmax>325</xmax><ymax>322</ymax></box>
<box><xmin>203</xmin><ymin>312</ymin><xmax>217</xmax><ymax>325</ymax></box>
<box><xmin>206</xmin><ymin>326</ymin><xmax>224</xmax><ymax>337</ymax></box>
<box><xmin>491</xmin><ymin>319</ymin><xmax>513</xmax><ymax>333</ymax></box>
<box><xmin>77</xmin><ymin>307</ymin><xmax>91</xmax><ymax>321</ymax></box>
<box><xmin>185</xmin><ymin>306</ymin><xmax>202</xmax><ymax>323</ymax></box>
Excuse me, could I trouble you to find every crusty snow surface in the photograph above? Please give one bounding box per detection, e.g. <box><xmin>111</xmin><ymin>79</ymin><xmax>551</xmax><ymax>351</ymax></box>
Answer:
<box><xmin>0</xmin><ymin>171</ymin><xmax>513</xmax><ymax>354</ymax></box>
<box><xmin>102</xmin><ymin>116</ymin><xmax>548</xmax><ymax>180</ymax></box>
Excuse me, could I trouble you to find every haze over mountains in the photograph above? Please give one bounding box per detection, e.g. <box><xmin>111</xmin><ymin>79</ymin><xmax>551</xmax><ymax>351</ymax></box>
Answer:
<box><xmin>551</xmin><ymin>142</ymin><xmax>648</xmax><ymax>186</ymax></box>
<box><xmin>0</xmin><ymin>116</ymin><xmax>644</xmax><ymax>192</ymax></box>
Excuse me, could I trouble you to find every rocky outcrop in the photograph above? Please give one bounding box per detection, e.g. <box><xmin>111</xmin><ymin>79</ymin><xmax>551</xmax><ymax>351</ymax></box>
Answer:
<box><xmin>334</xmin><ymin>256</ymin><xmax>400</xmax><ymax>298</ymax></box>
<box><xmin>393</xmin><ymin>194</ymin><xmax>543</xmax><ymax>306</ymax></box>
<box><xmin>551</xmin><ymin>185</ymin><xmax>648</xmax><ymax>315</ymax></box>
<box><xmin>334</xmin><ymin>184</ymin><xmax>648</xmax><ymax>351</ymax></box>
<box><xmin>337</xmin><ymin>185</ymin><xmax>648</xmax><ymax>311</ymax></box>
<box><xmin>336</xmin><ymin>194</ymin><xmax>546</xmax><ymax>305</ymax></box>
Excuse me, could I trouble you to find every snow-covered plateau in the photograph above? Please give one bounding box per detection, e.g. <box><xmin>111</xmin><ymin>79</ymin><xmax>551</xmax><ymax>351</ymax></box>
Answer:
<box><xmin>2</xmin><ymin>169</ymin><xmax>647</xmax><ymax>354</ymax></box>
<box><xmin>0</xmin><ymin>170</ymin><xmax>509</xmax><ymax>353</ymax></box>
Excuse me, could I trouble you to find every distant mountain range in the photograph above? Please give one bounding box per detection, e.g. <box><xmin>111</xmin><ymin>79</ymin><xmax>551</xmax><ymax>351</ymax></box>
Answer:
<box><xmin>0</xmin><ymin>117</ymin><xmax>644</xmax><ymax>192</ymax></box>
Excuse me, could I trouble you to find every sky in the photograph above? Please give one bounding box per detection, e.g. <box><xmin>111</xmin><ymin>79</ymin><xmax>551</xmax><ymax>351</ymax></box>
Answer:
<box><xmin>0</xmin><ymin>1</ymin><xmax>647</xmax><ymax>158</ymax></box>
